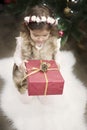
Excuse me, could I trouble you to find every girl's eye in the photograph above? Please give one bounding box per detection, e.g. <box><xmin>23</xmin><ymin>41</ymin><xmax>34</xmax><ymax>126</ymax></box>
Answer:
<box><xmin>34</xmin><ymin>35</ymin><xmax>38</xmax><ymax>37</ymax></box>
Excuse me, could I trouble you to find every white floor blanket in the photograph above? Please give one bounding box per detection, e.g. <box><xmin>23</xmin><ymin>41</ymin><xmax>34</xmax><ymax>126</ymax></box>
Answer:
<box><xmin>0</xmin><ymin>51</ymin><xmax>87</xmax><ymax>130</ymax></box>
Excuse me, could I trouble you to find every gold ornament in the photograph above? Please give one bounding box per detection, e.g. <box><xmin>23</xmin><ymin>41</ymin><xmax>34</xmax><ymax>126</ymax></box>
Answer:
<box><xmin>64</xmin><ymin>0</ymin><xmax>72</xmax><ymax>16</ymax></box>
<box><xmin>64</xmin><ymin>7</ymin><xmax>71</xmax><ymax>15</ymax></box>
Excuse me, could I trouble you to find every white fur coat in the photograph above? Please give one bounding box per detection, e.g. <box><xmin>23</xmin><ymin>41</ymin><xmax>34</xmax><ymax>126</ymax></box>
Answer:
<box><xmin>0</xmin><ymin>50</ymin><xmax>87</xmax><ymax>130</ymax></box>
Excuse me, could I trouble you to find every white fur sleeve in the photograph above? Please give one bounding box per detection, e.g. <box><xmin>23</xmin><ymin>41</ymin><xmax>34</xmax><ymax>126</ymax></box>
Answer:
<box><xmin>14</xmin><ymin>37</ymin><xmax>23</xmax><ymax>66</ymax></box>
<box><xmin>57</xmin><ymin>38</ymin><xmax>61</xmax><ymax>50</ymax></box>
<box><xmin>55</xmin><ymin>38</ymin><xmax>61</xmax><ymax>65</ymax></box>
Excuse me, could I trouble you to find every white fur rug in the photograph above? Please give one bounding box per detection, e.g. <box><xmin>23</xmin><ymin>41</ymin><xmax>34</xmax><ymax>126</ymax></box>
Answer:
<box><xmin>0</xmin><ymin>51</ymin><xmax>87</xmax><ymax>130</ymax></box>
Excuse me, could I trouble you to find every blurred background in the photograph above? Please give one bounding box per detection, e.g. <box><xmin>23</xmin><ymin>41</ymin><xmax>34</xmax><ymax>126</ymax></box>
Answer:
<box><xmin>0</xmin><ymin>0</ymin><xmax>87</xmax><ymax>130</ymax></box>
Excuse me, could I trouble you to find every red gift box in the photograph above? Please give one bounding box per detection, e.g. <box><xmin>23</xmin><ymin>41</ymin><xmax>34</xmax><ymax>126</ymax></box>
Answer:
<box><xmin>25</xmin><ymin>60</ymin><xmax>64</xmax><ymax>96</ymax></box>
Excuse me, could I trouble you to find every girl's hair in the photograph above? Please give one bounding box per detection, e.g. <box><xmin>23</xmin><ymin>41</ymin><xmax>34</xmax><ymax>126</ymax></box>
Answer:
<box><xmin>21</xmin><ymin>4</ymin><xmax>58</xmax><ymax>37</ymax></box>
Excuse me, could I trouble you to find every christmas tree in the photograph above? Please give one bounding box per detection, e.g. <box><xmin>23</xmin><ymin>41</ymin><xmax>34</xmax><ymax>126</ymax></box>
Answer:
<box><xmin>3</xmin><ymin>0</ymin><xmax>87</xmax><ymax>47</ymax></box>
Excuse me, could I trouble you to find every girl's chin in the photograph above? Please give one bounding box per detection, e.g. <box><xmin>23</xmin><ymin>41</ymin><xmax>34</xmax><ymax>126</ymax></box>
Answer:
<box><xmin>36</xmin><ymin>43</ymin><xmax>44</xmax><ymax>47</ymax></box>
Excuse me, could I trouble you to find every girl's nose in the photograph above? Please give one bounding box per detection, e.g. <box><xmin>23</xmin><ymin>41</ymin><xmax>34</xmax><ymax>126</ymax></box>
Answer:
<box><xmin>38</xmin><ymin>37</ymin><xmax>44</xmax><ymax>42</ymax></box>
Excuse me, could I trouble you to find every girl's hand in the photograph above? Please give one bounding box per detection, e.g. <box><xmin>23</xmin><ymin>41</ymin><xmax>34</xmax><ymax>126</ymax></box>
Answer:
<box><xmin>18</xmin><ymin>60</ymin><xmax>28</xmax><ymax>72</ymax></box>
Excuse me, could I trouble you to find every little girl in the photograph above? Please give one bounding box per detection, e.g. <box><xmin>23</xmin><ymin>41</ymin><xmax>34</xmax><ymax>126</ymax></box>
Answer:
<box><xmin>13</xmin><ymin>4</ymin><xmax>61</xmax><ymax>94</ymax></box>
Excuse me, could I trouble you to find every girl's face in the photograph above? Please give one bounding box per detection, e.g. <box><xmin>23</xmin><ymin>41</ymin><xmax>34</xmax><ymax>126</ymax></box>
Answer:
<box><xmin>30</xmin><ymin>29</ymin><xmax>50</xmax><ymax>46</ymax></box>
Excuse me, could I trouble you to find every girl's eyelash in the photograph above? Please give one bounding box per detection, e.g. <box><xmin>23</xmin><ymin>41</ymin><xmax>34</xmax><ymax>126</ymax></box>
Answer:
<box><xmin>34</xmin><ymin>34</ymin><xmax>48</xmax><ymax>37</ymax></box>
<box><xmin>33</xmin><ymin>35</ymin><xmax>39</xmax><ymax>37</ymax></box>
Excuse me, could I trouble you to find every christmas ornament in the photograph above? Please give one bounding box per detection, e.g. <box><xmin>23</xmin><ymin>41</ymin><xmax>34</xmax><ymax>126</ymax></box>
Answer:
<box><xmin>58</xmin><ymin>30</ymin><xmax>64</xmax><ymax>37</ymax></box>
<box><xmin>4</xmin><ymin>0</ymin><xmax>11</xmax><ymax>3</ymax></box>
<box><xmin>64</xmin><ymin>0</ymin><xmax>79</xmax><ymax>17</ymax></box>
<box><xmin>4</xmin><ymin>0</ymin><xmax>16</xmax><ymax>4</ymax></box>
<box><xmin>71</xmin><ymin>0</ymin><xmax>79</xmax><ymax>4</ymax></box>
<box><xmin>64</xmin><ymin>0</ymin><xmax>72</xmax><ymax>17</ymax></box>
<box><xmin>64</xmin><ymin>6</ymin><xmax>71</xmax><ymax>15</ymax></box>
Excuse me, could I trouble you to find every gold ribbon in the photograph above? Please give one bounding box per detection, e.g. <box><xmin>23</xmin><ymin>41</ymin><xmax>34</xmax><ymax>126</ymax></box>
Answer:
<box><xmin>22</xmin><ymin>61</ymin><xmax>58</xmax><ymax>95</ymax></box>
